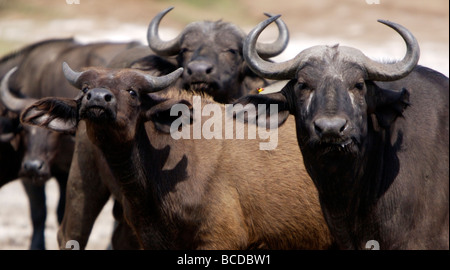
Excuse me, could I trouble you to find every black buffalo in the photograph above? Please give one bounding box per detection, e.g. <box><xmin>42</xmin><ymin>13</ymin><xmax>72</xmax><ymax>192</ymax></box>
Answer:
<box><xmin>0</xmin><ymin>114</ymin><xmax>21</xmax><ymax>188</ymax></box>
<box><xmin>236</xmin><ymin>16</ymin><xmax>449</xmax><ymax>249</ymax></box>
<box><xmin>110</xmin><ymin>7</ymin><xmax>289</xmax><ymax>103</ymax></box>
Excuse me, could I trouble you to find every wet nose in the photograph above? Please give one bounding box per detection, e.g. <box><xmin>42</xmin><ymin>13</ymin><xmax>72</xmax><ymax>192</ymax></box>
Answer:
<box><xmin>23</xmin><ymin>159</ymin><xmax>44</xmax><ymax>173</ymax></box>
<box><xmin>86</xmin><ymin>88</ymin><xmax>115</xmax><ymax>106</ymax></box>
<box><xmin>314</xmin><ymin>117</ymin><xmax>348</xmax><ymax>139</ymax></box>
<box><xmin>187</xmin><ymin>61</ymin><xmax>214</xmax><ymax>76</ymax></box>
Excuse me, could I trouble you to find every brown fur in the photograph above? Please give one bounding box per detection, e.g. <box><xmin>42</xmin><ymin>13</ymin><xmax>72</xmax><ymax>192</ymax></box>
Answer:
<box><xmin>21</xmin><ymin>68</ymin><xmax>333</xmax><ymax>249</ymax></box>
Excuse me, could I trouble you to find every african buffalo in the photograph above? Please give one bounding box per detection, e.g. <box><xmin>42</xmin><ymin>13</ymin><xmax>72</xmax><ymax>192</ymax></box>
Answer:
<box><xmin>53</xmin><ymin>9</ymin><xmax>291</xmax><ymax>249</ymax></box>
<box><xmin>236</xmin><ymin>16</ymin><xmax>449</xmax><ymax>249</ymax></box>
<box><xmin>0</xmin><ymin>39</ymin><xmax>140</xmax><ymax>249</ymax></box>
<box><xmin>20</xmin><ymin>63</ymin><xmax>333</xmax><ymax>249</ymax></box>
<box><xmin>0</xmin><ymin>114</ymin><xmax>21</xmax><ymax>188</ymax></box>
<box><xmin>110</xmin><ymin>7</ymin><xmax>289</xmax><ymax>103</ymax></box>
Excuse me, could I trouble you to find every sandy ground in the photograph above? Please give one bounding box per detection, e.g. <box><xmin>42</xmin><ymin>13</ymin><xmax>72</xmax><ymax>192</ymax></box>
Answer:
<box><xmin>0</xmin><ymin>178</ymin><xmax>114</xmax><ymax>250</ymax></box>
<box><xmin>0</xmin><ymin>0</ymin><xmax>448</xmax><ymax>250</ymax></box>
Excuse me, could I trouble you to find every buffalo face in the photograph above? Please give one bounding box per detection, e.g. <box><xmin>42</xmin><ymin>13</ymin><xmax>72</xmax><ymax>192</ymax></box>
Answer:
<box><xmin>290</xmin><ymin>52</ymin><xmax>368</xmax><ymax>160</ymax></box>
<box><xmin>236</xmin><ymin>16</ymin><xmax>418</xmax><ymax>176</ymax></box>
<box><xmin>19</xmin><ymin>125</ymin><xmax>61</xmax><ymax>185</ymax></box>
<box><xmin>176</xmin><ymin>23</ymin><xmax>244</xmax><ymax>103</ymax></box>
<box><xmin>147</xmin><ymin>7</ymin><xmax>289</xmax><ymax>103</ymax></box>
<box><xmin>80</xmin><ymin>87</ymin><xmax>118</xmax><ymax>123</ymax></box>
<box><xmin>67</xmin><ymin>66</ymin><xmax>170</xmax><ymax>144</ymax></box>
<box><xmin>20</xmin><ymin>63</ymin><xmax>183</xmax><ymax>147</ymax></box>
<box><xmin>1</xmin><ymin>68</ymin><xmax>57</xmax><ymax>184</ymax></box>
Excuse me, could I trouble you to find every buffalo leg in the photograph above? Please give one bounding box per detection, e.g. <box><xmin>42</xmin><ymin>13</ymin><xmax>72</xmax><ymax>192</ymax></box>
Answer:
<box><xmin>110</xmin><ymin>199</ymin><xmax>140</xmax><ymax>249</ymax></box>
<box><xmin>21</xmin><ymin>179</ymin><xmax>46</xmax><ymax>250</ymax></box>
<box><xmin>57</xmin><ymin>128</ymin><xmax>110</xmax><ymax>250</ymax></box>
<box><xmin>54</xmin><ymin>173</ymin><xmax>67</xmax><ymax>224</ymax></box>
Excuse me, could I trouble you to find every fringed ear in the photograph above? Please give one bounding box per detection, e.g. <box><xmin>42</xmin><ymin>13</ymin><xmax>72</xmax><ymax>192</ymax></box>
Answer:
<box><xmin>367</xmin><ymin>82</ymin><xmax>410</xmax><ymax>129</ymax></box>
<box><xmin>233</xmin><ymin>80</ymin><xmax>295</xmax><ymax>129</ymax></box>
<box><xmin>240</xmin><ymin>63</ymin><xmax>270</xmax><ymax>95</ymax></box>
<box><xmin>0</xmin><ymin>116</ymin><xmax>19</xmax><ymax>142</ymax></box>
<box><xmin>20</xmin><ymin>97</ymin><xmax>79</xmax><ymax>134</ymax></box>
<box><xmin>143</xmin><ymin>93</ymin><xmax>193</xmax><ymax>134</ymax></box>
<box><xmin>233</xmin><ymin>92</ymin><xmax>290</xmax><ymax>129</ymax></box>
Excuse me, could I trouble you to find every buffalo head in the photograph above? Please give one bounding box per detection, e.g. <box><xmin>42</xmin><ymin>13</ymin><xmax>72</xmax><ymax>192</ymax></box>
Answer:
<box><xmin>145</xmin><ymin>7</ymin><xmax>289</xmax><ymax>103</ymax></box>
<box><xmin>236</xmin><ymin>16</ymin><xmax>418</xmax><ymax>174</ymax></box>
<box><xmin>20</xmin><ymin>63</ymin><xmax>183</xmax><ymax>147</ymax></box>
<box><xmin>1</xmin><ymin>68</ymin><xmax>72</xmax><ymax>184</ymax></box>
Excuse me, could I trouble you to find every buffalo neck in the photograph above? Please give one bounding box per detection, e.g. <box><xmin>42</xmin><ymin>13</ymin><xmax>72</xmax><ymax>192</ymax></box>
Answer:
<box><xmin>90</xmin><ymin>122</ymin><xmax>154</xmax><ymax>207</ymax></box>
<box><xmin>301</xmin><ymin>117</ymin><xmax>395</xmax><ymax>249</ymax></box>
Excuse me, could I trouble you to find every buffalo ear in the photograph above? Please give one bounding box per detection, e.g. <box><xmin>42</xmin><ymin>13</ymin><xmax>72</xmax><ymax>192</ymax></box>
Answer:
<box><xmin>130</xmin><ymin>55</ymin><xmax>178</xmax><ymax>75</ymax></box>
<box><xmin>143</xmin><ymin>93</ymin><xmax>193</xmax><ymax>134</ymax></box>
<box><xmin>240</xmin><ymin>65</ymin><xmax>269</xmax><ymax>95</ymax></box>
<box><xmin>20</xmin><ymin>98</ymin><xmax>79</xmax><ymax>134</ymax></box>
<box><xmin>233</xmin><ymin>90</ymin><xmax>290</xmax><ymax>129</ymax></box>
<box><xmin>367</xmin><ymin>82</ymin><xmax>410</xmax><ymax>129</ymax></box>
<box><xmin>0</xmin><ymin>116</ymin><xmax>19</xmax><ymax>142</ymax></box>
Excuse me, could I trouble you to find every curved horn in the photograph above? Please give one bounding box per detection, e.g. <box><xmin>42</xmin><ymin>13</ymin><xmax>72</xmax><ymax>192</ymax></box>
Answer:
<box><xmin>139</xmin><ymin>68</ymin><xmax>184</xmax><ymax>93</ymax></box>
<box><xmin>62</xmin><ymin>62</ymin><xmax>85</xmax><ymax>87</ymax></box>
<box><xmin>363</xmin><ymin>20</ymin><xmax>420</xmax><ymax>81</ymax></box>
<box><xmin>0</xmin><ymin>67</ymin><xmax>36</xmax><ymax>112</ymax></box>
<box><xmin>147</xmin><ymin>7</ymin><xmax>182</xmax><ymax>56</ymax></box>
<box><xmin>255</xmin><ymin>13</ymin><xmax>290</xmax><ymax>58</ymax></box>
<box><xmin>244</xmin><ymin>15</ymin><xmax>300</xmax><ymax>80</ymax></box>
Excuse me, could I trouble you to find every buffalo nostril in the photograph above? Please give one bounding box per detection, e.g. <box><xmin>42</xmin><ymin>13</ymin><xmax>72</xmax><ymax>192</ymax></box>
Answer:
<box><xmin>104</xmin><ymin>94</ymin><xmax>112</xmax><ymax>102</ymax></box>
<box><xmin>87</xmin><ymin>88</ymin><xmax>115</xmax><ymax>104</ymax></box>
<box><xmin>187</xmin><ymin>61</ymin><xmax>213</xmax><ymax>76</ymax></box>
<box><xmin>314</xmin><ymin>123</ymin><xmax>323</xmax><ymax>135</ymax></box>
<box><xmin>24</xmin><ymin>160</ymin><xmax>44</xmax><ymax>172</ymax></box>
<box><xmin>314</xmin><ymin>117</ymin><xmax>347</xmax><ymax>138</ymax></box>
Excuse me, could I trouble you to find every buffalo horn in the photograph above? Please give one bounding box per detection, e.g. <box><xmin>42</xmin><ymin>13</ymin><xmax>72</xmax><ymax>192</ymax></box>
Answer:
<box><xmin>244</xmin><ymin>17</ymin><xmax>420</xmax><ymax>82</ymax></box>
<box><xmin>62</xmin><ymin>62</ymin><xmax>85</xmax><ymax>87</ymax></box>
<box><xmin>363</xmin><ymin>19</ymin><xmax>420</xmax><ymax>81</ymax></box>
<box><xmin>0</xmin><ymin>67</ymin><xmax>36</xmax><ymax>112</ymax></box>
<box><xmin>147</xmin><ymin>7</ymin><xmax>183</xmax><ymax>56</ymax></box>
<box><xmin>148</xmin><ymin>8</ymin><xmax>289</xmax><ymax>59</ymax></box>
<box><xmin>256</xmin><ymin>13</ymin><xmax>290</xmax><ymax>58</ymax></box>
<box><xmin>138</xmin><ymin>67</ymin><xmax>184</xmax><ymax>93</ymax></box>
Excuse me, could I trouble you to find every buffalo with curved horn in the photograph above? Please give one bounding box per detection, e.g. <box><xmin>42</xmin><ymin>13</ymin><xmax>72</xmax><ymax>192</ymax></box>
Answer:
<box><xmin>111</xmin><ymin>7</ymin><xmax>290</xmax><ymax>104</ymax></box>
<box><xmin>148</xmin><ymin>7</ymin><xmax>289</xmax><ymax>58</ymax></box>
<box><xmin>236</xmin><ymin>16</ymin><xmax>448</xmax><ymax>249</ymax></box>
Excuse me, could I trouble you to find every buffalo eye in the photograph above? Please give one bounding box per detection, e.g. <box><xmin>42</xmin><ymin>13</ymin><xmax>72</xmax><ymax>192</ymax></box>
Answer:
<box><xmin>297</xmin><ymin>82</ymin><xmax>309</xmax><ymax>90</ymax></box>
<box><xmin>227</xmin><ymin>48</ymin><xmax>238</xmax><ymax>55</ymax></box>
<box><xmin>128</xmin><ymin>89</ymin><xmax>137</xmax><ymax>97</ymax></box>
<box><xmin>354</xmin><ymin>82</ymin><xmax>364</xmax><ymax>90</ymax></box>
<box><xmin>82</xmin><ymin>86</ymin><xmax>89</xmax><ymax>93</ymax></box>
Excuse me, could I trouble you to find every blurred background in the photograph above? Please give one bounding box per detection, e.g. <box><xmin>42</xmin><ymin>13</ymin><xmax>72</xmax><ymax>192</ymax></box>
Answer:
<box><xmin>0</xmin><ymin>0</ymin><xmax>448</xmax><ymax>249</ymax></box>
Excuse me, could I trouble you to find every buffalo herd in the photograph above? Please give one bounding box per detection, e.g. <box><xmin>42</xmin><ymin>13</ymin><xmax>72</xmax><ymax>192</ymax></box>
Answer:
<box><xmin>0</xmin><ymin>7</ymin><xmax>448</xmax><ymax>250</ymax></box>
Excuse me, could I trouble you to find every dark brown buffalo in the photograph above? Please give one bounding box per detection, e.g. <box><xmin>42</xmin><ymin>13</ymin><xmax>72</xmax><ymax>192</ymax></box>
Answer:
<box><xmin>236</xmin><ymin>16</ymin><xmax>449</xmax><ymax>249</ymax></box>
<box><xmin>0</xmin><ymin>39</ymin><xmax>140</xmax><ymax>249</ymax></box>
<box><xmin>109</xmin><ymin>7</ymin><xmax>289</xmax><ymax>103</ymax></box>
<box><xmin>0</xmin><ymin>114</ymin><xmax>21</xmax><ymax>188</ymax></box>
<box><xmin>52</xmin><ymin>9</ymin><xmax>291</xmax><ymax>250</ymax></box>
<box><xmin>20</xmin><ymin>63</ymin><xmax>333</xmax><ymax>249</ymax></box>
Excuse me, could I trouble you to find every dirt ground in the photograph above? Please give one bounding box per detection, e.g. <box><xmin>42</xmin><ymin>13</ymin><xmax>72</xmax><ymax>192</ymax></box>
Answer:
<box><xmin>0</xmin><ymin>0</ymin><xmax>448</xmax><ymax>250</ymax></box>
